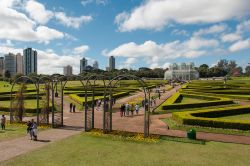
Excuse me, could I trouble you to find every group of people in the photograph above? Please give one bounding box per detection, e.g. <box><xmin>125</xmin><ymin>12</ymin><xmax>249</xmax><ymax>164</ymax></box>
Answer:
<box><xmin>120</xmin><ymin>103</ymin><xmax>140</xmax><ymax>117</ymax></box>
<box><xmin>69</xmin><ymin>103</ymin><xmax>76</xmax><ymax>113</ymax></box>
<box><xmin>27</xmin><ymin>119</ymin><xmax>38</xmax><ymax>141</ymax></box>
<box><xmin>1</xmin><ymin>115</ymin><xmax>6</xmax><ymax>130</ymax></box>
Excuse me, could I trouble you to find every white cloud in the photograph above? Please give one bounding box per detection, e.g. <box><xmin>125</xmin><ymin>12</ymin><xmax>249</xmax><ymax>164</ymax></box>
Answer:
<box><xmin>104</xmin><ymin>37</ymin><xmax>218</xmax><ymax>68</ymax></box>
<box><xmin>229</xmin><ymin>39</ymin><xmax>250</xmax><ymax>52</ymax></box>
<box><xmin>193</xmin><ymin>24</ymin><xmax>227</xmax><ymax>36</ymax></box>
<box><xmin>0</xmin><ymin>44</ymin><xmax>90</xmax><ymax>74</ymax></box>
<box><xmin>171</xmin><ymin>29</ymin><xmax>189</xmax><ymax>36</ymax></box>
<box><xmin>55</xmin><ymin>12</ymin><xmax>92</xmax><ymax>29</ymax></box>
<box><xmin>73</xmin><ymin>45</ymin><xmax>90</xmax><ymax>54</ymax></box>
<box><xmin>25</xmin><ymin>0</ymin><xmax>53</xmax><ymax>24</ymax></box>
<box><xmin>0</xmin><ymin>1</ymin><xmax>64</xmax><ymax>43</ymax></box>
<box><xmin>115</xmin><ymin>0</ymin><xmax>250</xmax><ymax>32</ymax></box>
<box><xmin>81</xmin><ymin>0</ymin><xmax>108</xmax><ymax>6</ymax></box>
<box><xmin>236</xmin><ymin>20</ymin><xmax>250</xmax><ymax>34</ymax></box>
<box><xmin>221</xmin><ymin>33</ymin><xmax>242</xmax><ymax>42</ymax></box>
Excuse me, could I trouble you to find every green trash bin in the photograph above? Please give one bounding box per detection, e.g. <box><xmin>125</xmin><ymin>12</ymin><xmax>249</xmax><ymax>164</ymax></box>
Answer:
<box><xmin>187</xmin><ymin>129</ymin><xmax>196</xmax><ymax>140</ymax></box>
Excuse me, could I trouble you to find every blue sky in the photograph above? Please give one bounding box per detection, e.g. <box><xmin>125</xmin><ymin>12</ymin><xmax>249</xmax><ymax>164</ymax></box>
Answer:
<box><xmin>0</xmin><ymin>0</ymin><xmax>250</xmax><ymax>74</ymax></box>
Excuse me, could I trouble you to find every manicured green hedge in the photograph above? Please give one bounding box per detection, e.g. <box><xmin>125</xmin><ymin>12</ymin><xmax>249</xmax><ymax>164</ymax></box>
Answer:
<box><xmin>69</xmin><ymin>92</ymin><xmax>130</xmax><ymax>105</ymax></box>
<box><xmin>173</xmin><ymin>105</ymin><xmax>250</xmax><ymax>130</ymax></box>
<box><xmin>162</xmin><ymin>100</ymin><xmax>234</xmax><ymax>110</ymax></box>
<box><xmin>0</xmin><ymin>106</ymin><xmax>52</xmax><ymax>113</ymax></box>
<box><xmin>160</xmin><ymin>92</ymin><xmax>233</xmax><ymax>110</ymax></box>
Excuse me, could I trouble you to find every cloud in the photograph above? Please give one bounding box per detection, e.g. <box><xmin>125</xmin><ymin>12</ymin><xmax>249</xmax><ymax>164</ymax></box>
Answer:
<box><xmin>0</xmin><ymin>44</ymin><xmax>90</xmax><ymax>74</ymax></box>
<box><xmin>55</xmin><ymin>12</ymin><xmax>92</xmax><ymax>29</ymax></box>
<box><xmin>229</xmin><ymin>39</ymin><xmax>250</xmax><ymax>52</ymax></box>
<box><xmin>25</xmin><ymin>0</ymin><xmax>53</xmax><ymax>24</ymax></box>
<box><xmin>115</xmin><ymin>0</ymin><xmax>250</xmax><ymax>32</ymax></box>
<box><xmin>221</xmin><ymin>33</ymin><xmax>242</xmax><ymax>42</ymax></box>
<box><xmin>81</xmin><ymin>0</ymin><xmax>108</xmax><ymax>6</ymax></box>
<box><xmin>73</xmin><ymin>45</ymin><xmax>90</xmax><ymax>54</ymax></box>
<box><xmin>0</xmin><ymin>5</ymin><xmax>64</xmax><ymax>43</ymax></box>
<box><xmin>193</xmin><ymin>24</ymin><xmax>227</xmax><ymax>36</ymax></box>
<box><xmin>104</xmin><ymin>37</ymin><xmax>219</xmax><ymax>68</ymax></box>
<box><xmin>171</xmin><ymin>29</ymin><xmax>189</xmax><ymax>36</ymax></box>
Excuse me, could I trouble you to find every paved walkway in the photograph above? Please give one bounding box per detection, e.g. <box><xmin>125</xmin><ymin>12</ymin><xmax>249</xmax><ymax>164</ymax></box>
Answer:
<box><xmin>0</xmin><ymin>128</ymin><xmax>81</xmax><ymax>162</ymax></box>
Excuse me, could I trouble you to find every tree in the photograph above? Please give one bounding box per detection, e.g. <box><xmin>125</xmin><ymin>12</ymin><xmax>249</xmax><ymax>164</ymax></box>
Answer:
<box><xmin>198</xmin><ymin>64</ymin><xmax>209</xmax><ymax>78</ymax></box>
<box><xmin>4</xmin><ymin>70</ymin><xmax>11</xmax><ymax>78</ymax></box>
<box><xmin>245</xmin><ymin>66</ymin><xmax>250</xmax><ymax>76</ymax></box>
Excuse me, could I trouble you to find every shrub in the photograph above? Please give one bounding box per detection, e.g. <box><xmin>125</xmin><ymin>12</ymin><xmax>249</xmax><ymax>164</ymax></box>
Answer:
<box><xmin>173</xmin><ymin>105</ymin><xmax>250</xmax><ymax>130</ymax></box>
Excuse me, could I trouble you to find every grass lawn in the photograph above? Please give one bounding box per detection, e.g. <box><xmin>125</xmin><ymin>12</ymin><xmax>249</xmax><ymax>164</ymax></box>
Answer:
<box><xmin>0</xmin><ymin>124</ymin><xmax>27</xmax><ymax>142</ymax></box>
<box><xmin>1</xmin><ymin>133</ymin><xmax>250</xmax><ymax>166</ymax></box>
<box><xmin>161</xmin><ymin>117</ymin><xmax>250</xmax><ymax>136</ymax></box>
<box><xmin>220</xmin><ymin>113</ymin><xmax>250</xmax><ymax>120</ymax></box>
<box><xmin>177</xmin><ymin>96</ymin><xmax>208</xmax><ymax>103</ymax></box>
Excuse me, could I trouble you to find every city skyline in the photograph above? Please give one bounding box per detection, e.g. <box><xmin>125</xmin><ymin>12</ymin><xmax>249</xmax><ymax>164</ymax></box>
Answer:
<box><xmin>0</xmin><ymin>0</ymin><xmax>249</xmax><ymax>75</ymax></box>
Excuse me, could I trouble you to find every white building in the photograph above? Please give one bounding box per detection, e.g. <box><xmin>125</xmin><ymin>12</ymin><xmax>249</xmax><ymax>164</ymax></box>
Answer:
<box><xmin>93</xmin><ymin>60</ymin><xmax>99</xmax><ymax>69</ymax></box>
<box><xmin>109</xmin><ymin>56</ymin><xmax>115</xmax><ymax>71</ymax></box>
<box><xmin>164</xmin><ymin>62</ymin><xmax>199</xmax><ymax>80</ymax></box>
<box><xmin>63</xmin><ymin>65</ymin><xmax>73</xmax><ymax>76</ymax></box>
<box><xmin>16</xmin><ymin>53</ymin><xmax>23</xmax><ymax>74</ymax></box>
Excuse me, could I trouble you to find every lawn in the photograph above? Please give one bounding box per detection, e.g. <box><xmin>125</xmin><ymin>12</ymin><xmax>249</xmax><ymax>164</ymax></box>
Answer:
<box><xmin>1</xmin><ymin>133</ymin><xmax>250</xmax><ymax>166</ymax></box>
<box><xmin>162</xmin><ymin>117</ymin><xmax>250</xmax><ymax>136</ymax></box>
<box><xmin>0</xmin><ymin>124</ymin><xmax>27</xmax><ymax>142</ymax></box>
<box><xmin>178</xmin><ymin>96</ymin><xmax>208</xmax><ymax>103</ymax></box>
<box><xmin>220</xmin><ymin>113</ymin><xmax>250</xmax><ymax>120</ymax></box>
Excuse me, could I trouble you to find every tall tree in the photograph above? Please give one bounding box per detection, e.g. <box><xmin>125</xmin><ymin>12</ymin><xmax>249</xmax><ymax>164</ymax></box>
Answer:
<box><xmin>245</xmin><ymin>66</ymin><xmax>250</xmax><ymax>76</ymax></box>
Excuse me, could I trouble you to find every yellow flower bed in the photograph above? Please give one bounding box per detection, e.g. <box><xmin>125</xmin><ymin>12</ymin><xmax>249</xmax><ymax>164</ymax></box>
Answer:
<box><xmin>85</xmin><ymin>129</ymin><xmax>160</xmax><ymax>143</ymax></box>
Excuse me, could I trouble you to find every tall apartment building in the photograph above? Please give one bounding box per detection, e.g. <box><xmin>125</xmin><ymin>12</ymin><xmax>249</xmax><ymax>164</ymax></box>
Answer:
<box><xmin>4</xmin><ymin>53</ymin><xmax>17</xmax><ymax>77</ymax></box>
<box><xmin>16</xmin><ymin>53</ymin><xmax>23</xmax><ymax>74</ymax></box>
<box><xmin>80</xmin><ymin>57</ymin><xmax>88</xmax><ymax>73</ymax></box>
<box><xmin>109</xmin><ymin>56</ymin><xmax>115</xmax><ymax>71</ymax></box>
<box><xmin>63</xmin><ymin>65</ymin><xmax>73</xmax><ymax>76</ymax></box>
<box><xmin>0</xmin><ymin>57</ymin><xmax>4</xmax><ymax>76</ymax></box>
<box><xmin>93</xmin><ymin>60</ymin><xmax>99</xmax><ymax>69</ymax></box>
<box><xmin>23</xmin><ymin>48</ymin><xmax>37</xmax><ymax>75</ymax></box>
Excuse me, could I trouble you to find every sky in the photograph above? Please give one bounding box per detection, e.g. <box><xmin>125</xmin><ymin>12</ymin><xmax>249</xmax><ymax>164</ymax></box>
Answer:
<box><xmin>0</xmin><ymin>0</ymin><xmax>250</xmax><ymax>74</ymax></box>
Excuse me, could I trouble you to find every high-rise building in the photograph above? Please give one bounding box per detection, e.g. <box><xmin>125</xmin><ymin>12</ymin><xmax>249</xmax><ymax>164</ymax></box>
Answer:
<box><xmin>16</xmin><ymin>53</ymin><xmax>23</xmax><ymax>74</ymax></box>
<box><xmin>109</xmin><ymin>56</ymin><xmax>115</xmax><ymax>71</ymax></box>
<box><xmin>80</xmin><ymin>57</ymin><xmax>87</xmax><ymax>73</ymax></box>
<box><xmin>4</xmin><ymin>53</ymin><xmax>17</xmax><ymax>77</ymax></box>
<box><xmin>63</xmin><ymin>65</ymin><xmax>73</xmax><ymax>76</ymax></box>
<box><xmin>23</xmin><ymin>48</ymin><xmax>37</xmax><ymax>75</ymax></box>
<box><xmin>93</xmin><ymin>60</ymin><xmax>99</xmax><ymax>69</ymax></box>
<box><xmin>0</xmin><ymin>57</ymin><xmax>4</xmax><ymax>76</ymax></box>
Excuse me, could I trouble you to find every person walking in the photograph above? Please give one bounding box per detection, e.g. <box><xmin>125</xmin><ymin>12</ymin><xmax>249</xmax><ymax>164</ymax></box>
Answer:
<box><xmin>1</xmin><ymin>115</ymin><xmax>6</xmax><ymax>130</ymax></box>
<box><xmin>131</xmin><ymin>104</ymin><xmax>135</xmax><ymax>116</ymax></box>
<box><xmin>31</xmin><ymin>121</ymin><xmax>38</xmax><ymax>141</ymax></box>
<box><xmin>69</xmin><ymin>103</ymin><xmax>73</xmax><ymax>112</ymax></box>
<box><xmin>73</xmin><ymin>104</ymin><xmax>76</xmax><ymax>113</ymax></box>
<box><xmin>27</xmin><ymin>121</ymin><xmax>33</xmax><ymax>140</ymax></box>
<box><xmin>125</xmin><ymin>103</ymin><xmax>129</xmax><ymax>116</ymax></box>
<box><xmin>153</xmin><ymin>98</ymin><xmax>156</xmax><ymax>106</ymax></box>
<box><xmin>120</xmin><ymin>104</ymin><xmax>123</xmax><ymax>117</ymax></box>
<box><xmin>135</xmin><ymin>104</ymin><xmax>139</xmax><ymax>115</ymax></box>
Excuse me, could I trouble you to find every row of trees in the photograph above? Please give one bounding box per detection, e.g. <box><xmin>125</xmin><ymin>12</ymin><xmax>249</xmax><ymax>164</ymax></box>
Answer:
<box><xmin>197</xmin><ymin>59</ymin><xmax>250</xmax><ymax>78</ymax></box>
<box><xmin>1</xmin><ymin>59</ymin><xmax>250</xmax><ymax>80</ymax></box>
